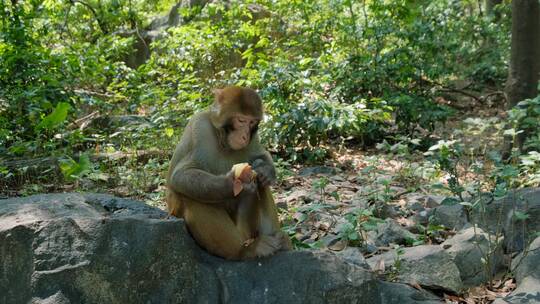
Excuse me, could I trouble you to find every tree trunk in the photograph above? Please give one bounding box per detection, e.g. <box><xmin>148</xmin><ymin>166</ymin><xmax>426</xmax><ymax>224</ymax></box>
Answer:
<box><xmin>504</xmin><ymin>0</ymin><xmax>540</xmax><ymax>156</ymax></box>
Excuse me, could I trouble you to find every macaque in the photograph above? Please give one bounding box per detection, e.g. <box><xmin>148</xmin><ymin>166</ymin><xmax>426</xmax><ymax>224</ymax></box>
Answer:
<box><xmin>166</xmin><ymin>86</ymin><xmax>291</xmax><ymax>260</ymax></box>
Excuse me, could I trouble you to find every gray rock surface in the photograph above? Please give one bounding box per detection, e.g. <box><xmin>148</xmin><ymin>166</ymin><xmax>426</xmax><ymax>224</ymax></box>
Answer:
<box><xmin>493</xmin><ymin>236</ymin><xmax>540</xmax><ymax>303</ymax></box>
<box><xmin>298</xmin><ymin>166</ymin><xmax>338</xmax><ymax>176</ymax></box>
<box><xmin>442</xmin><ymin>227</ymin><xmax>504</xmax><ymax>287</ymax></box>
<box><xmin>405</xmin><ymin>193</ymin><xmax>445</xmax><ymax>209</ymax></box>
<box><xmin>333</xmin><ymin>247</ymin><xmax>370</xmax><ymax>270</ymax></box>
<box><xmin>374</xmin><ymin>219</ymin><xmax>418</xmax><ymax>246</ymax></box>
<box><xmin>477</xmin><ymin>188</ymin><xmax>540</xmax><ymax>252</ymax></box>
<box><xmin>374</xmin><ymin>282</ymin><xmax>442</xmax><ymax>304</ymax></box>
<box><xmin>494</xmin><ymin>236</ymin><xmax>540</xmax><ymax>303</ymax></box>
<box><xmin>512</xmin><ymin>236</ymin><xmax>540</xmax><ymax>283</ymax></box>
<box><xmin>423</xmin><ymin>188</ymin><xmax>540</xmax><ymax>252</ymax></box>
<box><xmin>367</xmin><ymin>245</ymin><xmax>463</xmax><ymax>293</ymax></box>
<box><xmin>431</xmin><ymin>204</ymin><xmax>469</xmax><ymax>230</ymax></box>
<box><xmin>0</xmin><ymin>193</ymin><xmax>439</xmax><ymax>304</ymax></box>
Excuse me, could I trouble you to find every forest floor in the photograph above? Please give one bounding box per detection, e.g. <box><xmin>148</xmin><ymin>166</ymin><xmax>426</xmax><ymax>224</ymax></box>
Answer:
<box><xmin>2</xmin><ymin>91</ymin><xmax>516</xmax><ymax>303</ymax></box>
<box><xmin>264</xmin><ymin>97</ymin><xmax>513</xmax><ymax>303</ymax></box>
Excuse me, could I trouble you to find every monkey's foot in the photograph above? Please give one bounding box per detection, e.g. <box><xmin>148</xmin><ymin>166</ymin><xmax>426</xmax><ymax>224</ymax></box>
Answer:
<box><xmin>243</xmin><ymin>238</ymin><xmax>256</xmax><ymax>247</ymax></box>
<box><xmin>253</xmin><ymin>234</ymin><xmax>282</xmax><ymax>257</ymax></box>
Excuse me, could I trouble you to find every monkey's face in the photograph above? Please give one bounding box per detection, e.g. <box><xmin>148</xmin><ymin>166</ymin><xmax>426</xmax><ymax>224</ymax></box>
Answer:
<box><xmin>226</xmin><ymin>114</ymin><xmax>259</xmax><ymax>150</ymax></box>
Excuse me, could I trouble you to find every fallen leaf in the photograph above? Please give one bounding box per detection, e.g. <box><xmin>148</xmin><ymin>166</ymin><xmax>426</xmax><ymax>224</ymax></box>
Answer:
<box><xmin>328</xmin><ymin>240</ymin><xmax>346</xmax><ymax>251</ymax></box>
<box><xmin>409</xmin><ymin>280</ymin><xmax>422</xmax><ymax>290</ymax></box>
<box><xmin>373</xmin><ymin>258</ymin><xmax>385</xmax><ymax>273</ymax></box>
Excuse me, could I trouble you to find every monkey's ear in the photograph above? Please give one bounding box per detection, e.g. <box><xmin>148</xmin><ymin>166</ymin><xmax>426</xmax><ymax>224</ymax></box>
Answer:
<box><xmin>213</xmin><ymin>88</ymin><xmax>224</xmax><ymax>103</ymax></box>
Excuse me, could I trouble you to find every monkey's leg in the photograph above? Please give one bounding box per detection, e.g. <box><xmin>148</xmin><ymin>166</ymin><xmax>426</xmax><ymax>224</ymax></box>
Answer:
<box><xmin>237</xmin><ymin>187</ymin><xmax>292</xmax><ymax>250</ymax></box>
<box><xmin>182</xmin><ymin>198</ymin><xmax>280</xmax><ymax>260</ymax></box>
<box><xmin>166</xmin><ymin>189</ymin><xmax>184</xmax><ymax>217</ymax></box>
<box><xmin>234</xmin><ymin>194</ymin><xmax>260</xmax><ymax>240</ymax></box>
<box><xmin>255</xmin><ymin>187</ymin><xmax>292</xmax><ymax>251</ymax></box>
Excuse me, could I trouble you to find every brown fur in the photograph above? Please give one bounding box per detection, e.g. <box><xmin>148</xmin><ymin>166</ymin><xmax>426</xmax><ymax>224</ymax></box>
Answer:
<box><xmin>166</xmin><ymin>86</ymin><xmax>291</xmax><ymax>260</ymax></box>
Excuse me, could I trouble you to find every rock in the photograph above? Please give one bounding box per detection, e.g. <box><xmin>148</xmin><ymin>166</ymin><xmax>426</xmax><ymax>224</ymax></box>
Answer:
<box><xmin>512</xmin><ymin>236</ymin><xmax>540</xmax><ymax>283</ymax></box>
<box><xmin>442</xmin><ymin>227</ymin><xmax>504</xmax><ymax>287</ymax></box>
<box><xmin>374</xmin><ymin>219</ymin><xmax>418</xmax><ymax>246</ymax></box>
<box><xmin>367</xmin><ymin>245</ymin><xmax>463</xmax><ymax>293</ymax></box>
<box><xmin>404</xmin><ymin>193</ymin><xmax>443</xmax><ymax>212</ymax></box>
<box><xmin>364</xmin><ymin>243</ymin><xmax>378</xmax><ymax>254</ymax></box>
<box><xmin>125</xmin><ymin>31</ymin><xmax>153</xmax><ymax>69</ymax></box>
<box><xmin>494</xmin><ymin>236</ymin><xmax>540</xmax><ymax>303</ymax></box>
<box><xmin>0</xmin><ymin>193</ymin><xmax>436</xmax><ymax>304</ymax></box>
<box><xmin>431</xmin><ymin>204</ymin><xmax>469</xmax><ymax>230</ymax></box>
<box><xmin>373</xmin><ymin>281</ymin><xmax>442</xmax><ymax>304</ymax></box>
<box><xmin>412</xmin><ymin>209</ymin><xmax>430</xmax><ymax>226</ymax></box>
<box><xmin>320</xmin><ymin>233</ymin><xmax>341</xmax><ymax>247</ymax></box>
<box><xmin>495</xmin><ymin>277</ymin><xmax>540</xmax><ymax>304</ymax></box>
<box><xmin>207</xmin><ymin>251</ymin><xmax>377</xmax><ymax>304</ymax></box>
<box><xmin>424</xmin><ymin>195</ymin><xmax>446</xmax><ymax>208</ymax></box>
<box><xmin>349</xmin><ymin>195</ymin><xmax>369</xmax><ymax>209</ymax></box>
<box><xmin>475</xmin><ymin>188</ymin><xmax>540</xmax><ymax>252</ymax></box>
<box><xmin>333</xmin><ymin>247</ymin><xmax>370</xmax><ymax>270</ymax></box>
<box><xmin>298</xmin><ymin>166</ymin><xmax>338</xmax><ymax>176</ymax></box>
<box><xmin>374</xmin><ymin>203</ymin><xmax>400</xmax><ymax>219</ymax></box>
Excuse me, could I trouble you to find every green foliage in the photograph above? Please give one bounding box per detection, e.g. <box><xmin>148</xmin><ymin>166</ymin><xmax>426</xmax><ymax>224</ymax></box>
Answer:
<box><xmin>36</xmin><ymin>102</ymin><xmax>71</xmax><ymax>131</ymax></box>
<box><xmin>519</xmin><ymin>151</ymin><xmax>540</xmax><ymax>186</ymax></box>
<box><xmin>390</xmin><ymin>94</ymin><xmax>454</xmax><ymax>135</ymax></box>
<box><xmin>0</xmin><ymin>0</ymin><xmax>514</xmax><ymax>194</ymax></box>
<box><xmin>337</xmin><ymin>207</ymin><xmax>384</xmax><ymax>247</ymax></box>
<box><xmin>59</xmin><ymin>154</ymin><xmax>92</xmax><ymax>182</ymax></box>
<box><xmin>508</xmin><ymin>93</ymin><xmax>540</xmax><ymax>152</ymax></box>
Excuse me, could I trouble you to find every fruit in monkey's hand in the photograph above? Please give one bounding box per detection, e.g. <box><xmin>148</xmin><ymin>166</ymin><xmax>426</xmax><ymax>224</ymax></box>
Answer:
<box><xmin>232</xmin><ymin>163</ymin><xmax>257</xmax><ymax>196</ymax></box>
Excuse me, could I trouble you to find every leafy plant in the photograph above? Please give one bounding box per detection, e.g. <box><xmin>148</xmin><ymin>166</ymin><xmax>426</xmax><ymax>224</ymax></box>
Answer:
<box><xmin>59</xmin><ymin>154</ymin><xmax>93</xmax><ymax>182</ymax></box>
<box><xmin>337</xmin><ymin>208</ymin><xmax>384</xmax><ymax>247</ymax></box>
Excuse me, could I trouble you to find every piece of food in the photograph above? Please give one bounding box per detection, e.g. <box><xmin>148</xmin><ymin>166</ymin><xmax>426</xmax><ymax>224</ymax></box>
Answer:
<box><xmin>231</xmin><ymin>163</ymin><xmax>257</xmax><ymax>196</ymax></box>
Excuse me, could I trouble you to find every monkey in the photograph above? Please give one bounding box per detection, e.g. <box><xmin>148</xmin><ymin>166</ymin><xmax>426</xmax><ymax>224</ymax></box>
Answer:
<box><xmin>166</xmin><ymin>86</ymin><xmax>292</xmax><ymax>260</ymax></box>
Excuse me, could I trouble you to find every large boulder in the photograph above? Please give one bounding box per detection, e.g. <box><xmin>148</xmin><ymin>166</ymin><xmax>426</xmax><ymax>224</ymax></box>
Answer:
<box><xmin>366</xmin><ymin>245</ymin><xmax>463</xmax><ymax>293</ymax></box>
<box><xmin>429</xmin><ymin>188</ymin><xmax>540</xmax><ymax>253</ymax></box>
<box><xmin>0</xmin><ymin>193</ymin><xmax>437</xmax><ymax>304</ymax></box>
<box><xmin>494</xmin><ymin>236</ymin><xmax>540</xmax><ymax>303</ymax></box>
<box><xmin>441</xmin><ymin>227</ymin><xmax>504</xmax><ymax>287</ymax></box>
<box><xmin>473</xmin><ymin>188</ymin><xmax>540</xmax><ymax>252</ymax></box>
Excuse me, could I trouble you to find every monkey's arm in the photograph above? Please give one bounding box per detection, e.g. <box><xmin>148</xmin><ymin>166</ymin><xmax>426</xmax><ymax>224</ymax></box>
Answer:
<box><xmin>167</xmin><ymin>114</ymin><xmax>238</xmax><ymax>203</ymax></box>
<box><xmin>168</xmin><ymin>165</ymin><xmax>236</xmax><ymax>203</ymax></box>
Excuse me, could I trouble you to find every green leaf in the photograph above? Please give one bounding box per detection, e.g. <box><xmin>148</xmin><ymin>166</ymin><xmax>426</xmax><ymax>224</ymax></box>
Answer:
<box><xmin>459</xmin><ymin>201</ymin><xmax>473</xmax><ymax>207</ymax></box>
<box><xmin>348</xmin><ymin>231</ymin><xmax>359</xmax><ymax>240</ymax></box>
<box><xmin>441</xmin><ymin>197</ymin><xmax>460</xmax><ymax>205</ymax></box>
<box><xmin>59</xmin><ymin>154</ymin><xmax>92</xmax><ymax>181</ymax></box>
<box><xmin>503</xmin><ymin>128</ymin><xmax>523</xmax><ymax>137</ymax></box>
<box><xmin>36</xmin><ymin>102</ymin><xmax>71</xmax><ymax>131</ymax></box>
<box><xmin>513</xmin><ymin>211</ymin><xmax>529</xmax><ymax>221</ymax></box>
<box><xmin>165</xmin><ymin>128</ymin><xmax>174</xmax><ymax>137</ymax></box>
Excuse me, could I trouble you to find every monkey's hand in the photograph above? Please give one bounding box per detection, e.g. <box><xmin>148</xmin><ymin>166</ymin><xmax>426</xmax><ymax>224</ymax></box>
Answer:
<box><xmin>226</xmin><ymin>170</ymin><xmax>258</xmax><ymax>197</ymax></box>
<box><xmin>251</xmin><ymin>158</ymin><xmax>276</xmax><ymax>187</ymax></box>
<box><xmin>238</xmin><ymin>180</ymin><xmax>258</xmax><ymax>198</ymax></box>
